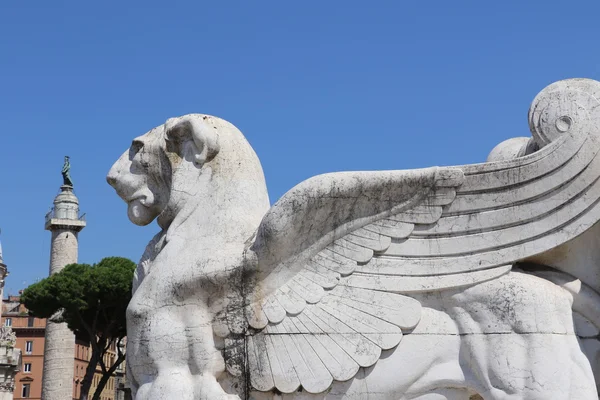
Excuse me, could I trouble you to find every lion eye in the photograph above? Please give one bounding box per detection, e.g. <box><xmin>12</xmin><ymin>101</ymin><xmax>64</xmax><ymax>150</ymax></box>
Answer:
<box><xmin>132</xmin><ymin>140</ymin><xmax>144</xmax><ymax>153</ymax></box>
<box><xmin>128</xmin><ymin>140</ymin><xmax>145</xmax><ymax>161</ymax></box>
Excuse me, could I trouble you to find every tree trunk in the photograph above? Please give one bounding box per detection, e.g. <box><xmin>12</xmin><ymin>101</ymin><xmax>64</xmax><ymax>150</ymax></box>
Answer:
<box><xmin>91</xmin><ymin>355</ymin><xmax>125</xmax><ymax>400</ymax></box>
<box><xmin>79</xmin><ymin>347</ymin><xmax>100</xmax><ymax>400</ymax></box>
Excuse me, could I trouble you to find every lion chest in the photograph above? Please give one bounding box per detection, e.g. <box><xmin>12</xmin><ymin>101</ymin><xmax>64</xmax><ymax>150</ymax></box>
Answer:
<box><xmin>128</xmin><ymin>241</ymin><xmax>247</xmax><ymax>320</ymax></box>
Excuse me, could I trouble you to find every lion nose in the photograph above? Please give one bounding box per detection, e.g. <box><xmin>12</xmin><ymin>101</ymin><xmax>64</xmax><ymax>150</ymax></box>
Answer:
<box><xmin>106</xmin><ymin>166</ymin><xmax>119</xmax><ymax>187</ymax></box>
<box><xmin>106</xmin><ymin>173</ymin><xmax>117</xmax><ymax>187</ymax></box>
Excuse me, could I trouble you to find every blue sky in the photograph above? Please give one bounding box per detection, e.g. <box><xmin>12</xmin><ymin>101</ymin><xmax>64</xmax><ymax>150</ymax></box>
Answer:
<box><xmin>1</xmin><ymin>1</ymin><xmax>599</xmax><ymax>295</ymax></box>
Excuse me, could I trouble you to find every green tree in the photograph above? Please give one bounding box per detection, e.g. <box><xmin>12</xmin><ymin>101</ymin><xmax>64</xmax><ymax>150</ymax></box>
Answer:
<box><xmin>21</xmin><ymin>257</ymin><xmax>135</xmax><ymax>400</ymax></box>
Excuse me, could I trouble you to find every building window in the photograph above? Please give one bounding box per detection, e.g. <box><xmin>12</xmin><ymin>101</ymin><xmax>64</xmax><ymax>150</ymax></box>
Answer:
<box><xmin>27</xmin><ymin>317</ymin><xmax>34</xmax><ymax>327</ymax></box>
<box><xmin>24</xmin><ymin>363</ymin><xmax>31</xmax><ymax>373</ymax></box>
<box><xmin>25</xmin><ymin>341</ymin><xmax>33</xmax><ymax>354</ymax></box>
<box><xmin>22</xmin><ymin>383</ymin><xmax>30</xmax><ymax>398</ymax></box>
<box><xmin>4</xmin><ymin>318</ymin><xmax>11</xmax><ymax>327</ymax></box>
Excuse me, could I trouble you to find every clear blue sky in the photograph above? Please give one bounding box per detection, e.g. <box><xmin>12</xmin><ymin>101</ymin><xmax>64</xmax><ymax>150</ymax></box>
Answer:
<box><xmin>1</xmin><ymin>1</ymin><xmax>599</xmax><ymax>295</ymax></box>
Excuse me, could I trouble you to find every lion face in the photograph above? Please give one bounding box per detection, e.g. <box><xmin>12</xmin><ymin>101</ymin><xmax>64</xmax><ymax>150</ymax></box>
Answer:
<box><xmin>107</xmin><ymin>125</ymin><xmax>172</xmax><ymax>226</ymax></box>
<box><xmin>107</xmin><ymin>115</ymin><xmax>222</xmax><ymax>227</ymax></box>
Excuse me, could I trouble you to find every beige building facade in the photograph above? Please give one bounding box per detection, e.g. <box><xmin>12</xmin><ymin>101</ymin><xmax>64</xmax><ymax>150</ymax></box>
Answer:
<box><xmin>2</xmin><ymin>296</ymin><xmax>118</xmax><ymax>400</ymax></box>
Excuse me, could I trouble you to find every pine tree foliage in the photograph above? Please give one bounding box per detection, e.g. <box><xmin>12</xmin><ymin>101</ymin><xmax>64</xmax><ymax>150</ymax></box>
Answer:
<box><xmin>22</xmin><ymin>257</ymin><xmax>135</xmax><ymax>400</ymax></box>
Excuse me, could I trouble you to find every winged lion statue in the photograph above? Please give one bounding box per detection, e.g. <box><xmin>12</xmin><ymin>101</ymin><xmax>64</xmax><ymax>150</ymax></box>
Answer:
<box><xmin>107</xmin><ymin>78</ymin><xmax>600</xmax><ymax>399</ymax></box>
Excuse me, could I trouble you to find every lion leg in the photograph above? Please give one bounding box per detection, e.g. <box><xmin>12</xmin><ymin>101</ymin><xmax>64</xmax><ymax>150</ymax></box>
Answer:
<box><xmin>135</xmin><ymin>368</ymin><xmax>240</xmax><ymax>400</ymax></box>
<box><xmin>136</xmin><ymin>367</ymin><xmax>195</xmax><ymax>400</ymax></box>
<box><xmin>192</xmin><ymin>374</ymin><xmax>240</xmax><ymax>400</ymax></box>
<box><xmin>460</xmin><ymin>333</ymin><xmax>597</xmax><ymax>400</ymax></box>
<box><xmin>445</xmin><ymin>272</ymin><xmax>598</xmax><ymax>400</ymax></box>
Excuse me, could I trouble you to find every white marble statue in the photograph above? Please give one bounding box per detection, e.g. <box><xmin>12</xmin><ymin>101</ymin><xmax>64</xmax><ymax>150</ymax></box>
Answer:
<box><xmin>107</xmin><ymin>78</ymin><xmax>600</xmax><ymax>399</ymax></box>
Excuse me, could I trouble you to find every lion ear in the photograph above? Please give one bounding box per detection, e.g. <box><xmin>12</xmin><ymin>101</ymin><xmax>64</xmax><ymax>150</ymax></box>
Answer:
<box><xmin>164</xmin><ymin>115</ymin><xmax>220</xmax><ymax>166</ymax></box>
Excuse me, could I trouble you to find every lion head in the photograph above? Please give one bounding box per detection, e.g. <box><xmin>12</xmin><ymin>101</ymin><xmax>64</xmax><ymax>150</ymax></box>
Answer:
<box><xmin>107</xmin><ymin>114</ymin><xmax>270</xmax><ymax>233</ymax></box>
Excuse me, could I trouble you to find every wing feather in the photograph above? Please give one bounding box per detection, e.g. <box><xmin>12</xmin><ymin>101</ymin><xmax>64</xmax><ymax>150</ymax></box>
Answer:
<box><xmin>389</xmin><ymin>205</ymin><xmax>443</xmax><ymax>224</ymax></box>
<box><xmin>347</xmin><ymin>265</ymin><xmax>512</xmax><ymax>293</ymax></box>
<box><xmin>247</xmin><ymin>335</ymin><xmax>275</xmax><ymax>391</ymax></box>
<box><xmin>318</xmin><ymin>250</ymin><xmax>358</xmax><ymax>275</ymax></box>
<box><xmin>319</xmin><ymin>297</ymin><xmax>402</xmax><ymax>349</ymax></box>
<box><xmin>279</xmin><ymin>319</ymin><xmax>333</xmax><ymax>393</ymax></box>
<box><xmin>457</xmin><ymin>127</ymin><xmax>587</xmax><ymax>192</ymax></box>
<box><xmin>424</xmin><ymin>187</ymin><xmax>457</xmax><ymax>205</ymax></box>
<box><xmin>347</xmin><ymin>230</ymin><xmax>391</xmax><ymax>252</ymax></box>
<box><xmin>261</xmin><ymin>297</ymin><xmax>286</xmax><ymax>324</ymax></box>
<box><xmin>292</xmin><ymin>314</ymin><xmax>360</xmax><ymax>381</ymax></box>
<box><xmin>304</xmin><ymin>260</ymin><xmax>341</xmax><ymax>281</ymax></box>
<box><xmin>289</xmin><ymin>275</ymin><xmax>325</xmax><ymax>303</ymax></box>
<box><xmin>365</xmin><ymin>220</ymin><xmax>414</xmax><ymax>239</ymax></box>
<box><xmin>330</xmin><ymin>239</ymin><xmax>373</xmax><ymax>263</ymax></box>
<box><xmin>274</xmin><ymin>287</ymin><xmax>305</xmax><ymax>315</ymax></box>
<box><xmin>298</xmin><ymin>269</ymin><xmax>338</xmax><ymax>289</ymax></box>
<box><xmin>245</xmin><ymin>303</ymin><xmax>269</xmax><ymax>330</ymax></box>
<box><xmin>306</xmin><ymin>307</ymin><xmax>382</xmax><ymax>367</ymax></box>
<box><xmin>264</xmin><ymin>332</ymin><xmax>300</xmax><ymax>393</ymax></box>
<box><xmin>329</xmin><ymin>285</ymin><xmax>422</xmax><ymax>324</ymax></box>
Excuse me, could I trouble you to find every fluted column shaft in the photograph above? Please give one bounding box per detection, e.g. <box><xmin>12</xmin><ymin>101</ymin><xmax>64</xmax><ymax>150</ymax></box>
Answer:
<box><xmin>41</xmin><ymin>229</ymin><xmax>79</xmax><ymax>400</ymax></box>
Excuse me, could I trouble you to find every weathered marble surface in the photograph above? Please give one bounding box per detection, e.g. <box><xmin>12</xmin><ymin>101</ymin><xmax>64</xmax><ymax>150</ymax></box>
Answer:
<box><xmin>108</xmin><ymin>78</ymin><xmax>600</xmax><ymax>399</ymax></box>
<box><xmin>0</xmin><ymin>330</ymin><xmax>21</xmax><ymax>400</ymax></box>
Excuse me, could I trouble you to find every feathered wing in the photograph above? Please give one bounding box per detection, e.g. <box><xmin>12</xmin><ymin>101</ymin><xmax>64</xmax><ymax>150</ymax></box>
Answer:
<box><xmin>223</xmin><ymin>78</ymin><xmax>600</xmax><ymax>394</ymax></box>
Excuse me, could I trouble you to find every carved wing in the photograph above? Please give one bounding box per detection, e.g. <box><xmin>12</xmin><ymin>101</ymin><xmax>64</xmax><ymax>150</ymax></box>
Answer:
<box><xmin>223</xmin><ymin>78</ymin><xmax>600</xmax><ymax>394</ymax></box>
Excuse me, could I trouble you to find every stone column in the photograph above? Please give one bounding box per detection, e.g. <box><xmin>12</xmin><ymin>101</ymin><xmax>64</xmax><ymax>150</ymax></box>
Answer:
<box><xmin>42</xmin><ymin>185</ymin><xmax>85</xmax><ymax>400</ymax></box>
